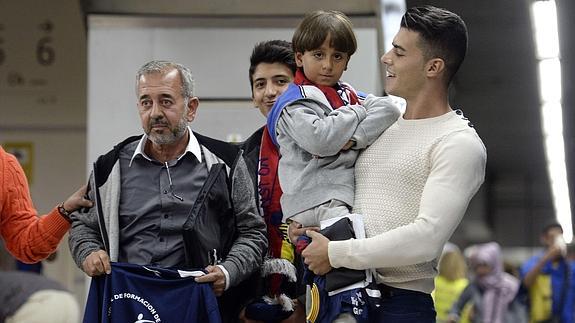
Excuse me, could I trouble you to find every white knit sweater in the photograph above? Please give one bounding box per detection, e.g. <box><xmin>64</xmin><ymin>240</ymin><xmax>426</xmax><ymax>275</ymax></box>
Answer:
<box><xmin>328</xmin><ymin>110</ymin><xmax>487</xmax><ymax>293</ymax></box>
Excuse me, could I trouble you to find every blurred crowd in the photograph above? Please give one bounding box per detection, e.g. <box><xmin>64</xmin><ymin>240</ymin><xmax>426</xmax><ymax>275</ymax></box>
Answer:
<box><xmin>433</xmin><ymin>222</ymin><xmax>574</xmax><ymax>323</ymax></box>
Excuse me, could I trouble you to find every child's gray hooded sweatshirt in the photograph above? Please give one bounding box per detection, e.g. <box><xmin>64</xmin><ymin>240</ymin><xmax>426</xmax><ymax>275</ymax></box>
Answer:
<box><xmin>267</xmin><ymin>83</ymin><xmax>400</xmax><ymax>222</ymax></box>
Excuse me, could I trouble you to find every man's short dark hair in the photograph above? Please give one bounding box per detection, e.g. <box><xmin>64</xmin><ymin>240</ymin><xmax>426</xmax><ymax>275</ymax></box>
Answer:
<box><xmin>541</xmin><ymin>222</ymin><xmax>563</xmax><ymax>235</ymax></box>
<box><xmin>248</xmin><ymin>40</ymin><xmax>296</xmax><ymax>89</ymax></box>
<box><xmin>401</xmin><ymin>5</ymin><xmax>468</xmax><ymax>84</ymax></box>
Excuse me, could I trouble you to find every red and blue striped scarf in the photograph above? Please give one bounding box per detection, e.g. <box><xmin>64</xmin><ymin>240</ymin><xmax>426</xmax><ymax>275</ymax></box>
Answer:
<box><xmin>293</xmin><ymin>68</ymin><xmax>360</xmax><ymax>109</ymax></box>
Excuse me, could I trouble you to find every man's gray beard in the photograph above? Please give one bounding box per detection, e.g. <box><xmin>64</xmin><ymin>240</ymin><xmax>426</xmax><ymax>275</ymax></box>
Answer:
<box><xmin>147</xmin><ymin>118</ymin><xmax>188</xmax><ymax>145</ymax></box>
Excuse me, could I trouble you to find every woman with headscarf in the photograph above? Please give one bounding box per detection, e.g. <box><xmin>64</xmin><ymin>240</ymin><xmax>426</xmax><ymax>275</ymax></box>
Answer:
<box><xmin>447</xmin><ymin>242</ymin><xmax>523</xmax><ymax>323</ymax></box>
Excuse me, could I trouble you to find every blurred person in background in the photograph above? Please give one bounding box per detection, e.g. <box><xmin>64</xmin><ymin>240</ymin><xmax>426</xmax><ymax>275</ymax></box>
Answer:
<box><xmin>520</xmin><ymin>223</ymin><xmax>575</xmax><ymax>323</ymax></box>
<box><xmin>433</xmin><ymin>243</ymin><xmax>469</xmax><ymax>323</ymax></box>
<box><xmin>447</xmin><ymin>242</ymin><xmax>524</xmax><ymax>323</ymax></box>
<box><xmin>0</xmin><ymin>270</ymin><xmax>79</xmax><ymax>323</ymax></box>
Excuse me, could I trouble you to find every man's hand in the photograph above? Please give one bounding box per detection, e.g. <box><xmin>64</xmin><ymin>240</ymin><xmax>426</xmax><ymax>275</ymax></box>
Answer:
<box><xmin>544</xmin><ymin>244</ymin><xmax>564</xmax><ymax>262</ymax></box>
<box><xmin>82</xmin><ymin>250</ymin><xmax>111</xmax><ymax>276</ymax></box>
<box><xmin>301</xmin><ymin>230</ymin><xmax>332</xmax><ymax>275</ymax></box>
<box><xmin>195</xmin><ymin>265</ymin><xmax>226</xmax><ymax>296</ymax></box>
<box><xmin>287</xmin><ymin>221</ymin><xmax>319</xmax><ymax>245</ymax></box>
<box><xmin>523</xmin><ymin>243</ymin><xmax>564</xmax><ymax>288</ymax></box>
<box><xmin>63</xmin><ymin>184</ymin><xmax>93</xmax><ymax>212</ymax></box>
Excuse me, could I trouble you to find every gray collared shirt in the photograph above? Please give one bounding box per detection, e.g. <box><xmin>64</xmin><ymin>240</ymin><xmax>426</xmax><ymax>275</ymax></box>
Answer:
<box><xmin>117</xmin><ymin>137</ymin><xmax>208</xmax><ymax>268</ymax></box>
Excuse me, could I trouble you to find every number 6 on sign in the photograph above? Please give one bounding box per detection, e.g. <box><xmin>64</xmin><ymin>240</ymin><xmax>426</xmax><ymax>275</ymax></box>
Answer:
<box><xmin>37</xmin><ymin>36</ymin><xmax>55</xmax><ymax>66</ymax></box>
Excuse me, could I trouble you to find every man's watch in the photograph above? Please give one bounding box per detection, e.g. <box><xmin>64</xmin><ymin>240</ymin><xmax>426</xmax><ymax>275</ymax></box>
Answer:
<box><xmin>57</xmin><ymin>202</ymin><xmax>73</xmax><ymax>223</ymax></box>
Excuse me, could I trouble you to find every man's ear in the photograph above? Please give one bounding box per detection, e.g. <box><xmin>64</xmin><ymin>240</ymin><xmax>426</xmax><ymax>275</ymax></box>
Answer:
<box><xmin>187</xmin><ymin>97</ymin><xmax>199</xmax><ymax>122</ymax></box>
<box><xmin>426</xmin><ymin>58</ymin><xmax>445</xmax><ymax>78</ymax></box>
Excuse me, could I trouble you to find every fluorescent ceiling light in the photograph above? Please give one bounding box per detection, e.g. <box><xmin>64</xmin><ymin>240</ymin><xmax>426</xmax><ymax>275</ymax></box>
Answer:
<box><xmin>531</xmin><ymin>0</ymin><xmax>573</xmax><ymax>241</ymax></box>
<box><xmin>531</xmin><ymin>1</ymin><xmax>560</xmax><ymax>59</ymax></box>
<box><xmin>538</xmin><ymin>59</ymin><xmax>562</xmax><ymax>102</ymax></box>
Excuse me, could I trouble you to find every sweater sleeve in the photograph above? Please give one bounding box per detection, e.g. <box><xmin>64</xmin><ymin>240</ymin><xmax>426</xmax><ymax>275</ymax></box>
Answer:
<box><xmin>328</xmin><ymin>130</ymin><xmax>487</xmax><ymax>269</ymax></box>
<box><xmin>0</xmin><ymin>151</ymin><xmax>70</xmax><ymax>263</ymax></box>
<box><xmin>351</xmin><ymin>95</ymin><xmax>400</xmax><ymax>149</ymax></box>
<box><xmin>68</xmin><ymin>172</ymin><xmax>105</xmax><ymax>269</ymax></box>
<box><xmin>220</xmin><ymin>155</ymin><xmax>268</xmax><ymax>287</ymax></box>
<box><xmin>277</xmin><ymin>100</ymin><xmax>367</xmax><ymax>157</ymax></box>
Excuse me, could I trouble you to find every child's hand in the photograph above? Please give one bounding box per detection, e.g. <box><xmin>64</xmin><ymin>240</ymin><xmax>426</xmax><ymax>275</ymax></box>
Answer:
<box><xmin>342</xmin><ymin>140</ymin><xmax>354</xmax><ymax>151</ymax></box>
<box><xmin>287</xmin><ymin>221</ymin><xmax>319</xmax><ymax>244</ymax></box>
<box><xmin>288</xmin><ymin>221</ymin><xmax>305</xmax><ymax>244</ymax></box>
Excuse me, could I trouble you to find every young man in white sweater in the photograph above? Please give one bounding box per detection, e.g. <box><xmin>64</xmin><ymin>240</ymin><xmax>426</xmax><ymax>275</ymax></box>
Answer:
<box><xmin>298</xmin><ymin>5</ymin><xmax>487</xmax><ymax>322</ymax></box>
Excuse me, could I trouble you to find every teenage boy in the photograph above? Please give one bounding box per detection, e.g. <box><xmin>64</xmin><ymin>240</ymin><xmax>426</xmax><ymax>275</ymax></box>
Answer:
<box><xmin>240</xmin><ymin>40</ymin><xmax>305</xmax><ymax>323</ymax></box>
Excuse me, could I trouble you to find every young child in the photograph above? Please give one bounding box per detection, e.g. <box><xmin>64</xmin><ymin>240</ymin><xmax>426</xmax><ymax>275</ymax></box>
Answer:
<box><xmin>268</xmin><ymin>9</ymin><xmax>399</xmax><ymax>248</ymax></box>
<box><xmin>267</xmin><ymin>10</ymin><xmax>400</xmax><ymax>322</ymax></box>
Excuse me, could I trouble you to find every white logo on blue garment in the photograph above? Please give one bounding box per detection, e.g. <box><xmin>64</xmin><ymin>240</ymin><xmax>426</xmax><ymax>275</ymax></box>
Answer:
<box><xmin>351</xmin><ymin>291</ymin><xmax>366</xmax><ymax>316</ymax></box>
<box><xmin>110</xmin><ymin>292</ymin><xmax>162</xmax><ymax>322</ymax></box>
<box><xmin>135</xmin><ymin>313</ymin><xmax>155</xmax><ymax>323</ymax></box>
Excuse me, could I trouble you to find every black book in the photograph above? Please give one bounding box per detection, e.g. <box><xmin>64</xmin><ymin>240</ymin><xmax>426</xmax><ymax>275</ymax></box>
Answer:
<box><xmin>320</xmin><ymin>217</ymin><xmax>366</xmax><ymax>292</ymax></box>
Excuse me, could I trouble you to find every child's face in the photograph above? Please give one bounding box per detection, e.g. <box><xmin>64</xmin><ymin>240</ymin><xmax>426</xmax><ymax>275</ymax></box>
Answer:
<box><xmin>295</xmin><ymin>34</ymin><xmax>349</xmax><ymax>87</ymax></box>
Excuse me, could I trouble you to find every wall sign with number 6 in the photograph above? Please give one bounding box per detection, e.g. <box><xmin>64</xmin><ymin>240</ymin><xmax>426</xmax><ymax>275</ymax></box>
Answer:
<box><xmin>37</xmin><ymin>20</ymin><xmax>55</xmax><ymax>66</ymax></box>
<box><xmin>37</xmin><ymin>36</ymin><xmax>55</xmax><ymax>66</ymax></box>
